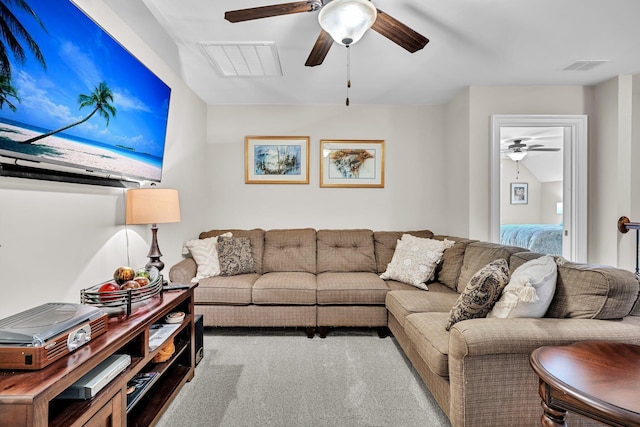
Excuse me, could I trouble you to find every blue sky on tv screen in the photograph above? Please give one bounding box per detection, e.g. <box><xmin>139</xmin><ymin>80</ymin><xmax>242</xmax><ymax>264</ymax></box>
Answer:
<box><xmin>0</xmin><ymin>0</ymin><xmax>171</xmax><ymax>158</ymax></box>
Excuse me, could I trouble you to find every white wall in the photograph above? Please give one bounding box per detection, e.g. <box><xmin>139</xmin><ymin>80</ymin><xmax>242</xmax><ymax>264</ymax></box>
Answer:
<box><xmin>0</xmin><ymin>0</ymin><xmax>208</xmax><ymax>318</ymax></box>
<box><xmin>443</xmin><ymin>88</ymin><xmax>471</xmax><ymax>237</ymax></box>
<box><xmin>592</xmin><ymin>76</ymin><xmax>634</xmax><ymax>269</ymax></box>
<box><xmin>541</xmin><ymin>181</ymin><xmax>563</xmax><ymax>225</ymax></box>
<box><xmin>500</xmin><ymin>161</ymin><xmax>563</xmax><ymax>225</ymax></box>
<box><xmin>500</xmin><ymin>160</ymin><xmax>542</xmax><ymax>224</ymax></box>
<box><xmin>205</xmin><ymin>104</ymin><xmax>448</xmax><ymax>232</ymax></box>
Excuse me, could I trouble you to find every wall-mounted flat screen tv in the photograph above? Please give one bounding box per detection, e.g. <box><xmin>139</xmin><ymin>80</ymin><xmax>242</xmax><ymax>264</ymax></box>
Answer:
<box><xmin>0</xmin><ymin>0</ymin><xmax>171</xmax><ymax>183</ymax></box>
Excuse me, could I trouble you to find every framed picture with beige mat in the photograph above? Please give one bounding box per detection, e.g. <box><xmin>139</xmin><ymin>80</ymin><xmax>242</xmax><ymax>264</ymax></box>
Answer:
<box><xmin>320</xmin><ymin>139</ymin><xmax>384</xmax><ymax>188</ymax></box>
<box><xmin>245</xmin><ymin>136</ymin><xmax>310</xmax><ymax>184</ymax></box>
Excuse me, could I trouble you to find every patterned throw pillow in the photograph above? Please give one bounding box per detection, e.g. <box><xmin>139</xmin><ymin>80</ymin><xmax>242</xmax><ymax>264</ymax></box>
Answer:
<box><xmin>182</xmin><ymin>232</ymin><xmax>232</xmax><ymax>283</ymax></box>
<box><xmin>217</xmin><ymin>236</ymin><xmax>255</xmax><ymax>276</ymax></box>
<box><xmin>445</xmin><ymin>258</ymin><xmax>510</xmax><ymax>331</ymax></box>
<box><xmin>380</xmin><ymin>234</ymin><xmax>455</xmax><ymax>290</ymax></box>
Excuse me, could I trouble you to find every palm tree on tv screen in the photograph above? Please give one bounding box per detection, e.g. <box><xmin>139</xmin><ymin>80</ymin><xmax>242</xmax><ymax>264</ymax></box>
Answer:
<box><xmin>0</xmin><ymin>73</ymin><xmax>18</xmax><ymax>111</ymax></box>
<box><xmin>20</xmin><ymin>81</ymin><xmax>117</xmax><ymax>144</ymax></box>
<box><xmin>0</xmin><ymin>0</ymin><xmax>46</xmax><ymax>108</ymax></box>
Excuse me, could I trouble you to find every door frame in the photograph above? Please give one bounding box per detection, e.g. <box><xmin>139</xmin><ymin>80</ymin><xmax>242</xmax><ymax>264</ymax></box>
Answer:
<box><xmin>490</xmin><ymin>115</ymin><xmax>588</xmax><ymax>262</ymax></box>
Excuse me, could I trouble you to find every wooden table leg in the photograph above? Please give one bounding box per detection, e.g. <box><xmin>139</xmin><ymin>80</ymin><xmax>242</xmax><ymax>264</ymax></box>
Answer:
<box><xmin>539</xmin><ymin>380</ymin><xmax>567</xmax><ymax>427</ymax></box>
<box><xmin>540</xmin><ymin>399</ymin><xmax>568</xmax><ymax>427</ymax></box>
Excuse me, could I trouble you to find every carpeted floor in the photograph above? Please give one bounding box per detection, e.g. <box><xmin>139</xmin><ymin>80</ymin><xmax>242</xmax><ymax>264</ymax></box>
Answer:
<box><xmin>157</xmin><ymin>328</ymin><xmax>451</xmax><ymax>427</ymax></box>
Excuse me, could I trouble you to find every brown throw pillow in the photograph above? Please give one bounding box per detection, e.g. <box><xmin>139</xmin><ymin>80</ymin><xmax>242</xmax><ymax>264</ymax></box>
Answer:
<box><xmin>445</xmin><ymin>258</ymin><xmax>510</xmax><ymax>331</ymax></box>
<box><xmin>217</xmin><ymin>236</ymin><xmax>255</xmax><ymax>276</ymax></box>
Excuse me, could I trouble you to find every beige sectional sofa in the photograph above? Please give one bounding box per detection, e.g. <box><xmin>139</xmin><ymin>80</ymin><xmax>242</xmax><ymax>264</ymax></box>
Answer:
<box><xmin>169</xmin><ymin>228</ymin><xmax>640</xmax><ymax>426</ymax></box>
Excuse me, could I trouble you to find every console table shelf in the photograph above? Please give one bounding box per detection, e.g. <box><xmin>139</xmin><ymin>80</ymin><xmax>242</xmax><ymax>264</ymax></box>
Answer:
<box><xmin>0</xmin><ymin>285</ymin><xmax>197</xmax><ymax>427</ymax></box>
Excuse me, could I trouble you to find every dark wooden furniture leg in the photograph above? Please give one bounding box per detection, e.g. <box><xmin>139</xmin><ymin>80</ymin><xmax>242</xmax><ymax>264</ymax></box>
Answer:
<box><xmin>318</xmin><ymin>326</ymin><xmax>328</xmax><ymax>338</ymax></box>
<box><xmin>305</xmin><ymin>327</ymin><xmax>315</xmax><ymax>338</ymax></box>
<box><xmin>539</xmin><ymin>381</ymin><xmax>567</xmax><ymax>427</ymax></box>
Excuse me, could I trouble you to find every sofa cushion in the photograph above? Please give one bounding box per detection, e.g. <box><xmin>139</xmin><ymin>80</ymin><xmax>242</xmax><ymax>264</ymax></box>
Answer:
<box><xmin>432</xmin><ymin>235</ymin><xmax>476</xmax><ymax>292</ymax></box>
<box><xmin>316</xmin><ymin>229</ymin><xmax>376</xmax><ymax>273</ymax></box>
<box><xmin>199</xmin><ymin>229</ymin><xmax>265</xmax><ymax>274</ymax></box>
<box><xmin>263</xmin><ymin>228</ymin><xmax>317</xmax><ymax>274</ymax></box>
<box><xmin>386</xmin><ymin>289</ymin><xmax>459</xmax><ymax>328</ymax></box>
<box><xmin>508</xmin><ymin>251</ymin><xmax>544</xmax><ymax>272</ymax></box>
<box><xmin>195</xmin><ymin>273</ymin><xmax>260</xmax><ymax>305</ymax></box>
<box><xmin>380</xmin><ymin>235</ymin><xmax>455</xmax><ymax>290</ymax></box>
<box><xmin>404</xmin><ymin>312</ymin><xmax>451</xmax><ymax>378</ymax></box>
<box><xmin>373</xmin><ymin>230</ymin><xmax>434</xmax><ymax>274</ymax></box>
<box><xmin>181</xmin><ymin>232</ymin><xmax>231</xmax><ymax>282</ymax></box>
<box><xmin>446</xmin><ymin>259</ymin><xmax>510</xmax><ymax>331</ymax></box>
<box><xmin>217</xmin><ymin>236</ymin><xmax>255</xmax><ymax>276</ymax></box>
<box><xmin>252</xmin><ymin>272</ymin><xmax>316</xmax><ymax>305</ymax></box>
<box><xmin>488</xmin><ymin>255</ymin><xmax>557</xmax><ymax>318</ymax></box>
<box><xmin>457</xmin><ymin>242</ymin><xmax>525</xmax><ymax>293</ymax></box>
<box><xmin>546</xmin><ymin>262</ymin><xmax>640</xmax><ymax>319</ymax></box>
<box><xmin>317</xmin><ymin>272</ymin><xmax>388</xmax><ymax>304</ymax></box>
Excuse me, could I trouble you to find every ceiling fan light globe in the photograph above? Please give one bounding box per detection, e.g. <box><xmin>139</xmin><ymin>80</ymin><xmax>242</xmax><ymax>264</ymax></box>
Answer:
<box><xmin>318</xmin><ymin>0</ymin><xmax>377</xmax><ymax>46</ymax></box>
<box><xmin>507</xmin><ymin>151</ymin><xmax>527</xmax><ymax>162</ymax></box>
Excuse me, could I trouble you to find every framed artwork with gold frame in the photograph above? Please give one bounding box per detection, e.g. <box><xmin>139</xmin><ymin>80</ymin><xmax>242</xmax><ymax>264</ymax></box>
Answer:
<box><xmin>320</xmin><ymin>140</ymin><xmax>384</xmax><ymax>188</ymax></box>
<box><xmin>245</xmin><ymin>136</ymin><xmax>310</xmax><ymax>184</ymax></box>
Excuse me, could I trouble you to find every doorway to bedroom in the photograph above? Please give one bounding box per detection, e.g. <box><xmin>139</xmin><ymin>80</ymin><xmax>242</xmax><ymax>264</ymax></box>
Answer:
<box><xmin>500</xmin><ymin>126</ymin><xmax>564</xmax><ymax>257</ymax></box>
<box><xmin>490</xmin><ymin>115</ymin><xmax>588</xmax><ymax>262</ymax></box>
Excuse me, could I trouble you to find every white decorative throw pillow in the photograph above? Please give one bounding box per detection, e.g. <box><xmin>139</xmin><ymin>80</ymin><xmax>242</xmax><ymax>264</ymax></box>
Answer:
<box><xmin>488</xmin><ymin>255</ymin><xmax>557</xmax><ymax>318</ymax></box>
<box><xmin>380</xmin><ymin>235</ymin><xmax>455</xmax><ymax>290</ymax></box>
<box><xmin>182</xmin><ymin>232</ymin><xmax>232</xmax><ymax>283</ymax></box>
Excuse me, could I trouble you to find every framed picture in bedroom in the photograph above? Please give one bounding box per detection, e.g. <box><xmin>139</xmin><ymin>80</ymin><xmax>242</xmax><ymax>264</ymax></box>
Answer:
<box><xmin>320</xmin><ymin>140</ymin><xmax>384</xmax><ymax>188</ymax></box>
<box><xmin>245</xmin><ymin>136</ymin><xmax>310</xmax><ymax>184</ymax></box>
<box><xmin>511</xmin><ymin>182</ymin><xmax>528</xmax><ymax>204</ymax></box>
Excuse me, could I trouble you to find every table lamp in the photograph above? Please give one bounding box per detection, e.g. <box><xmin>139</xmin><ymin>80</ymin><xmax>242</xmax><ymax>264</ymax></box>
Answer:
<box><xmin>125</xmin><ymin>187</ymin><xmax>181</xmax><ymax>272</ymax></box>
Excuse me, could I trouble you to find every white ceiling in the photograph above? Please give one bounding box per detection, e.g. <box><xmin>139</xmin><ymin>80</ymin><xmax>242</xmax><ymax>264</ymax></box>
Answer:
<box><xmin>102</xmin><ymin>0</ymin><xmax>640</xmax><ymax>106</ymax></box>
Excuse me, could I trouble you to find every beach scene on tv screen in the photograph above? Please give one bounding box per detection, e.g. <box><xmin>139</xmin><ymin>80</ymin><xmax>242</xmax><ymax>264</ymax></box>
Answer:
<box><xmin>0</xmin><ymin>0</ymin><xmax>171</xmax><ymax>182</ymax></box>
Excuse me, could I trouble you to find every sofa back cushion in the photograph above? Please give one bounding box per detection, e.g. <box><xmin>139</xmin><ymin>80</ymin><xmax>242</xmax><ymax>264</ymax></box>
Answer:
<box><xmin>457</xmin><ymin>241</ymin><xmax>527</xmax><ymax>293</ymax></box>
<box><xmin>373</xmin><ymin>230</ymin><xmax>434</xmax><ymax>274</ymax></box>
<box><xmin>199</xmin><ymin>229</ymin><xmax>265</xmax><ymax>274</ymax></box>
<box><xmin>508</xmin><ymin>251</ymin><xmax>544</xmax><ymax>271</ymax></box>
<box><xmin>546</xmin><ymin>262</ymin><xmax>640</xmax><ymax>319</ymax></box>
<box><xmin>432</xmin><ymin>235</ymin><xmax>477</xmax><ymax>291</ymax></box>
<box><xmin>317</xmin><ymin>229</ymin><xmax>376</xmax><ymax>273</ymax></box>
<box><xmin>263</xmin><ymin>228</ymin><xmax>317</xmax><ymax>273</ymax></box>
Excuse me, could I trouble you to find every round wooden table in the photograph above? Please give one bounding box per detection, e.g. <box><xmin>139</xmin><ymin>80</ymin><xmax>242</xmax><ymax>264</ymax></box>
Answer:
<box><xmin>530</xmin><ymin>341</ymin><xmax>640</xmax><ymax>427</ymax></box>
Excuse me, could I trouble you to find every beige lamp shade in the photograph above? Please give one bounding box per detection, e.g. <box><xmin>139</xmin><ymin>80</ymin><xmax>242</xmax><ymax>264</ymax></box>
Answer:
<box><xmin>125</xmin><ymin>188</ymin><xmax>181</xmax><ymax>225</ymax></box>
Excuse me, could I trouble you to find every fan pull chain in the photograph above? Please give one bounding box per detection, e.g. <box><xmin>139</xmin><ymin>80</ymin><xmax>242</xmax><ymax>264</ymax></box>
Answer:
<box><xmin>515</xmin><ymin>160</ymin><xmax>520</xmax><ymax>180</ymax></box>
<box><xmin>346</xmin><ymin>45</ymin><xmax>351</xmax><ymax>106</ymax></box>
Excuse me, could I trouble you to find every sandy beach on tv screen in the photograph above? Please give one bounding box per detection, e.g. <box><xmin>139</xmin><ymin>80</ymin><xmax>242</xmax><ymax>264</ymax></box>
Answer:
<box><xmin>0</xmin><ymin>123</ymin><xmax>160</xmax><ymax>180</ymax></box>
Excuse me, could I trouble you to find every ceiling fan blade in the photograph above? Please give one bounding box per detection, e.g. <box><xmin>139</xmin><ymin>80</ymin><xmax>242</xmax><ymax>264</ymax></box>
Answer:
<box><xmin>371</xmin><ymin>9</ymin><xmax>429</xmax><ymax>53</ymax></box>
<box><xmin>225</xmin><ymin>1</ymin><xmax>318</xmax><ymax>23</ymax></box>
<box><xmin>528</xmin><ymin>148</ymin><xmax>561</xmax><ymax>152</ymax></box>
<box><xmin>305</xmin><ymin>30</ymin><xmax>333</xmax><ymax>67</ymax></box>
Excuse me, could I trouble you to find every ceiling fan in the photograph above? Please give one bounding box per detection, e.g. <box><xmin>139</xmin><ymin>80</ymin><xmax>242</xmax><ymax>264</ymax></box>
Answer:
<box><xmin>502</xmin><ymin>139</ymin><xmax>561</xmax><ymax>162</ymax></box>
<box><xmin>505</xmin><ymin>139</ymin><xmax>561</xmax><ymax>152</ymax></box>
<box><xmin>224</xmin><ymin>0</ymin><xmax>429</xmax><ymax>67</ymax></box>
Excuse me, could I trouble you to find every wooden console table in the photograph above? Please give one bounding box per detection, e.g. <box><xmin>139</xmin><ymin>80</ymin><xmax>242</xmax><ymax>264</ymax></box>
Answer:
<box><xmin>530</xmin><ymin>341</ymin><xmax>640</xmax><ymax>427</ymax></box>
<box><xmin>0</xmin><ymin>285</ymin><xmax>196</xmax><ymax>426</ymax></box>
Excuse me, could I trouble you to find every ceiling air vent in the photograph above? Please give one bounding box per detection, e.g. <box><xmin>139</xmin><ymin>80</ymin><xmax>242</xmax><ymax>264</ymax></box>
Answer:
<box><xmin>199</xmin><ymin>42</ymin><xmax>283</xmax><ymax>77</ymax></box>
<box><xmin>562</xmin><ymin>60</ymin><xmax>610</xmax><ymax>71</ymax></box>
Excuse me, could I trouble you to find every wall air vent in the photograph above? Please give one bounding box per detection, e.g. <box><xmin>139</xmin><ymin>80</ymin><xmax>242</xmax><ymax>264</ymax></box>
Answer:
<box><xmin>199</xmin><ymin>41</ymin><xmax>283</xmax><ymax>77</ymax></box>
<box><xmin>562</xmin><ymin>60</ymin><xmax>610</xmax><ymax>71</ymax></box>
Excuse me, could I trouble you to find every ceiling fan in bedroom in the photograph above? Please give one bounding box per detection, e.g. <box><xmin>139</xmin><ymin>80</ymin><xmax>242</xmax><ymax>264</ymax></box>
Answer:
<box><xmin>502</xmin><ymin>139</ymin><xmax>561</xmax><ymax>162</ymax></box>
<box><xmin>224</xmin><ymin>0</ymin><xmax>429</xmax><ymax>67</ymax></box>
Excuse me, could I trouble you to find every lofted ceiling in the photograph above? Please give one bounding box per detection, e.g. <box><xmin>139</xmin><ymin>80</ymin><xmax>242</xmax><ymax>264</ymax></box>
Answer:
<box><xmin>102</xmin><ymin>0</ymin><xmax>640</xmax><ymax>106</ymax></box>
<box><xmin>500</xmin><ymin>127</ymin><xmax>563</xmax><ymax>183</ymax></box>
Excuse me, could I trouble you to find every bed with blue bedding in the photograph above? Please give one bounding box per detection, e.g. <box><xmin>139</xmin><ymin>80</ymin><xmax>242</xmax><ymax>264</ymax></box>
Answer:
<box><xmin>500</xmin><ymin>223</ymin><xmax>563</xmax><ymax>256</ymax></box>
